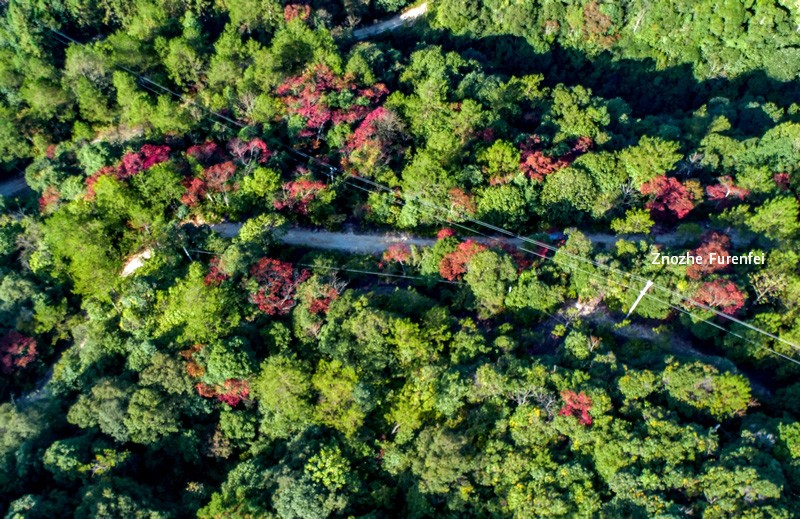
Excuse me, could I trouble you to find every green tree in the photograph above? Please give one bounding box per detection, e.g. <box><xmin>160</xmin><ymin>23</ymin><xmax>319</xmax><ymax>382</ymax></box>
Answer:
<box><xmin>223</xmin><ymin>0</ymin><xmax>283</xmax><ymax>34</ymax></box>
<box><xmin>464</xmin><ymin>249</ymin><xmax>518</xmax><ymax>318</ymax></box>
<box><xmin>202</xmin><ymin>337</ymin><xmax>255</xmax><ymax>385</ymax></box>
<box><xmin>0</xmin><ymin>403</ymin><xmax>45</xmax><ymax>493</ymax></box>
<box><xmin>156</xmin><ymin>13</ymin><xmax>206</xmax><ymax>88</ymax></box>
<box><xmin>398</xmin><ymin>152</ymin><xmax>456</xmax><ymax>227</ymax></box>
<box><xmin>124</xmin><ymin>388</ymin><xmax>179</xmax><ymax>444</ymax></box>
<box><xmin>75</xmin><ymin>477</ymin><xmax>170</xmax><ymax>518</ymax></box>
<box><xmin>67</xmin><ymin>380</ymin><xmax>131</xmax><ymax>442</ymax></box>
<box><xmin>43</xmin><ymin>436</ymin><xmax>89</xmax><ymax>483</ymax></box>
<box><xmin>610</xmin><ymin>208</ymin><xmax>654</xmax><ymax>235</ymax></box>
<box><xmin>746</xmin><ymin>196</ymin><xmax>799</xmax><ymax>240</ymax></box>
<box><xmin>476</xmin><ymin>183</ymin><xmax>529</xmax><ymax>228</ymax></box>
<box><xmin>477</xmin><ymin>140</ymin><xmax>520</xmax><ymax>180</ymax></box>
<box><xmin>506</xmin><ymin>269</ymin><xmax>564</xmax><ymax>315</ymax></box>
<box><xmin>408</xmin><ymin>427</ymin><xmax>472</xmax><ymax>495</ymax></box>
<box><xmin>312</xmin><ymin>359</ymin><xmax>373</xmax><ymax>437</ymax></box>
<box><xmin>155</xmin><ymin>263</ymin><xmax>240</xmax><ymax>343</ymax></box>
<box><xmin>617</xmin><ymin>136</ymin><xmax>682</xmax><ymax>187</ymax></box>
<box><xmin>662</xmin><ymin>361</ymin><xmax>751</xmax><ymax>421</ymax></box>
<box><xmin>253</xmin><ymin>355</ymin><xmax>314</xmax><ymax>438</ymax></box>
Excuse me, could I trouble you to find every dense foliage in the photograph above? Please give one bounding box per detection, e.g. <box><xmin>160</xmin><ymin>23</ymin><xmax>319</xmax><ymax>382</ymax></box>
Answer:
<box><xmin>1</xmin><ymin>0</ymin><xmax>800</xmax><ymax>517</ymax></box>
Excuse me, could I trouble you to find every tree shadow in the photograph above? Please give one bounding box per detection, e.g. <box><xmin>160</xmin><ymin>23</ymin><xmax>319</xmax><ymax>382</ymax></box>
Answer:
<box><xmin>371</xmin><ymin>24</ymin><xmax>800</xmax><ymax>137</ymax></box>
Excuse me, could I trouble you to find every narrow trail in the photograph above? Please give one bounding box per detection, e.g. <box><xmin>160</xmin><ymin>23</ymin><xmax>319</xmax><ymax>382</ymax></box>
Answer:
<box><xmin>352</xmin><ymin>2</ymin><xmax>429</xmax><ymax>40</ymax></box>
<box><xmin>0</xmin><ymin>176</ymin><xmax>29</xmax><ymax>197</ymax></box>
<box><xmin>537</xmin><ymin>298</ymin><xmax>773</xmax><ymax>397</ymax></box>
<box><xmin>15</xmin><ymin>368</ymin><xmax>53</xmax><ymax>409</ymax></box>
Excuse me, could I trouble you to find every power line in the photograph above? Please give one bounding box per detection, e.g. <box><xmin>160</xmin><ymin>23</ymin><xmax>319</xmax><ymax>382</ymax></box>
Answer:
<box><xmin>343</xmin><ymin>172</ymin><xmax>800</xmax><ymax>353</ymax></box>
<box><xmin>186</xmin><ymin>246</ymin><xmax>461</xmax><ymax>285</ymax></box>
<box><xmin>342</xmin><ymin>176</ymin><xmax>800</xmax><ymax>364</ymax></box>
<box><xmin>305</xmin><ymin>158</ymin><xmax>800</xmax><ymax>354</ymax></box>
<box><xmin>662</xmin><ymin>300</ymin><xmax>800</xmax><ymax>367</ymax></box>
<box><xmin>318</xmin><ymin>169</ymin><xmax>800</xmax><ymax>366</ymax></box>
<box><xmin>333</xmin><ymin>175</ymin><xmax>800</xmax><ymax>366</ymax></box>
<box><xmin>263</xmin><ymin>109</ymin><xmax>800</xmax><ymax>363</ymax></box>
<box><xmin>295</xmin><ymin>262</ymin><xmax>462</xmax><ymax>285</ymax></box>
<box><xmin>276</xmin><ymin>138</ymin><xmax>786</xmax><ymax>355</ymax></box>
<box><xmin>41</xmin><ymin>24</ymin><xmax>800</xmax><ymax>358</ymax></box>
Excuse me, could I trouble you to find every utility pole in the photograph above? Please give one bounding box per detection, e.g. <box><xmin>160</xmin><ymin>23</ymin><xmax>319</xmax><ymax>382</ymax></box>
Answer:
<box><xmin>626</xmin><ymin>280</ymin><xmax>654</xmax><ymax>318</ymax></box>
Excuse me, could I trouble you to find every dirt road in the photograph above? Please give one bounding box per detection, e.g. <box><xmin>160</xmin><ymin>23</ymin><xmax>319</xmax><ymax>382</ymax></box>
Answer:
<box><xmin>213</xmin><ymin>224</ymin><xmax>436</xmax><ymax>252</ymax></box>
<box><xmin>211</xmin><ymin>224</ymin><xmax>709</xmax><ymax>253</ymax></box>
<box><xmin>126</xmin><ymin>225</ymin><xmax>666</xmax><ymax>275</ymax></box>
<box><xmin>353</xmin><ymin>2</ymin><xmax>429</xmax><ymax>40</ymax></box>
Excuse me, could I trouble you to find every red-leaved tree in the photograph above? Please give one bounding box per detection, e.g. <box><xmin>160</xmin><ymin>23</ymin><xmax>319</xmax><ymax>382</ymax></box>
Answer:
<box><xmin>706</xmin><ymin>176</ymin><xmax>749</xmax><ymax>206</ymax></box>
<box><xmin>0</xmin><ymin>331</ymin><xmax>37</xmax><ymax>374</ymax></box>
<box><xmin>216</xmin><ymin>379</ymin><xmax>251</xmax><ymax>407</ymax></box>
<box><xmin>181</xmin><ymin>177</ymin><xmax>208</xmax><ymax>207</ymax></box>
<box><xmin>86</xmin><ymin>144</ymin><xmax>171</xmax><ymax>199</ymax></box>
<box><xmin>249</xmin><ymin>258</ymin><xmax>309</xmax><ymax>315</ymax></box>
<box><xmin>686</xmin><ymin>232</ymin><xmax>731</xmax><ymax>280</ymax></box>
<box><xmin>307</xmin><ymin>286</ymin><xmax>340</xmax><ymax>314</ymax></box>
<box><xmin>186</xmin><ymin>141</ymin><xmax>220</xmax><ymax>164</ymax></box>
<box><xmin>180</xmin><ymin>344</ymin><xmax>206</xmax><ymax>378</ymax></box>
<box><xmin>641</xmin><ymin>175</ymin><xmax>696</xmax><ymax>221</ymax></box>
<box><xmin>519</xmin><ymin>135</ymin><xmax>592</xmax><ymax>181</ymax></box>
<box><xmin>477</xmin><ymin>128</ymin><xmax>495</xmax><ymax>142</ymax></box>
<box><xmin>694</xmin><ymin>280</ymin><xmax>746</xmax><ymax>315</ymax></box>
<box><xmin>496</xmin><ymin>241</ymin><xmax>533</xmax><ymax>272</ymax></box>
<box><xmin>296</xmin><ymin>273</ymin><xmax>346</xmax><ymax>316</ymax></box>
<box><xmin>343</xmin><ymin>107</ymin><xmax>402</xmax><ymax>170</ymax></box>
<box><xmin>448</xmin><ymin>188</ymin><xmax>477</xmax><ymax>216</ymax></box>
<box><xmin>140</xmin><ymin>144</ymin><xmax>171</xmax><ymax>169</ymax></box>
<box><xmin>439</xmin><ymin>240</ymin><xmax>487</xmax><ymax>280</ymax></box>
<box><xmin>277</xmin><ymin>65</ymin><xmax>349</xmax><ymax>138</ymax></box>
<box><xmin>203</xmin><ymin>161</ymin><xmax>237</xmax><ymax>194</ymax></box>
<box><xmin>186</xmin><ymin>360</ymin><xmax>205</xmax><ymax>379</ymax></box>
<box><xmin>39</xmin><ymin>186</ymin><xmax>60</xmax><ymax>213</ymax></box>
<box><xmin>118</xmin><ymin>144</ymin><xmax>171</xmax><ymax>179</ymax></box>
<box><xmin>559</xmin><ymin>390</ymin><xmax>593</xmax><ymax>426</ymax></box>
<box><xmin>84</xmin><ymin>166</ymin><xmax>116</xmax><ymax>200</ymax></box>
<box><xmin>228</xmin><ymin>138</ymin><xmax>272</xmax><ymax>165</ymax></box>
<box><xmin>196</xmin><ymin>382</ymin><xmax>217</xmax><ymax>398</ymax></box>
<box><xmin>774</xmin><ymin>172</ymin><xmax>790</xmax><ymax>191</ymax></box>
<box><xmin>204</xmin><ymin>257</ymin><xmax>229</xmax><ymax>286</ymax></box>
<box><xmin>276</xmin><ymin>65</ymin><xmax>388</xmax><ymax>143</ymax></box>
<box><xmin>383</xmin><ymin>244</ymin><xmax>412</xmax><ymax>265</ymax></box>
<box><xmin>284</xmin><ymin>3</ymin><xmax>311</xmax><ymax>21</ymax></box>
<box><xmin>437</xmin><ymin>228</ymin><xmax>456</xmax><ymax>240</ymax></box>
<box><xmin>181</xmin><ymin>161</ymin><xmax>239</xmax><ymax>207</ymax></box>
<box><xmin>273</xmin><ymin>179</ymin><xmax>327</xmax><ymax>215</ymax></box>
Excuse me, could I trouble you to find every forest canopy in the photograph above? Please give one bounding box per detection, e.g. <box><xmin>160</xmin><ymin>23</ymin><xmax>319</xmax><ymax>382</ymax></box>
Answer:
<box><xmin>1</xmin><ymin>0</ymin><xmax>800</xmax><ymax>517</ymax></box>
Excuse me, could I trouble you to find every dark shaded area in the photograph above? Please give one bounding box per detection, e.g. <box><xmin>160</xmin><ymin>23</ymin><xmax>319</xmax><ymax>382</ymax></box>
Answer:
<box><xmin>370</xmin><ymin>24</ymin><xmax>800</xmax><ymax>121</ymax></box>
